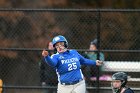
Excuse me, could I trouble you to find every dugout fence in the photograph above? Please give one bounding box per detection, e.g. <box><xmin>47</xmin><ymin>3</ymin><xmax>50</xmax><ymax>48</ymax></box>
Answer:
<box><xmin>0</xmin><ymin>9</ymin><xmax>140</xmax><ymax>93</ymax></box>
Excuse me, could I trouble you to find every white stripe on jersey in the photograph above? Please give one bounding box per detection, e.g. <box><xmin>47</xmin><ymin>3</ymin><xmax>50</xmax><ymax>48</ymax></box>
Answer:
<box><xmin>80</xmin><ymin>69</ymin><xmax>84</xmax><ymax>79</ymax></box>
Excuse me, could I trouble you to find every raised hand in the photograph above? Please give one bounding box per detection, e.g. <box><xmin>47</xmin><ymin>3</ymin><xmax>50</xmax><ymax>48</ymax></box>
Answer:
<box><xmin>42</xmin><ymin>49</ymin><xmax>49</xmax><ymax>57</ymax></box>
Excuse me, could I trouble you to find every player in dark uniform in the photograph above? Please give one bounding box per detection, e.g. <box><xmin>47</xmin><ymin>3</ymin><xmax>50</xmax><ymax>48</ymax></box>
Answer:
<box><xmin>111</xmin><ymin>72</ymin><xmax>134</xmax><ymax>93</ymax></box>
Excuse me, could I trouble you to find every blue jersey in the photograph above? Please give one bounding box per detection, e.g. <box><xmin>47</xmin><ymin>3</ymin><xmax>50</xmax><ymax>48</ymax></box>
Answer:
<box><xmin>44</xmin><ymin>49</ymin><xmax>96</xmax><ymax>84</ymax></box>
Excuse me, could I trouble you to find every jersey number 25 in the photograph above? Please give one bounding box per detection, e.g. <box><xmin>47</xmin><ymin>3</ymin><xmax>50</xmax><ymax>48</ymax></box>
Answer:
<box><xmin>68</xmin><ymin>62</ymin><xmax>77</xmax><ymax>71</ymax></box>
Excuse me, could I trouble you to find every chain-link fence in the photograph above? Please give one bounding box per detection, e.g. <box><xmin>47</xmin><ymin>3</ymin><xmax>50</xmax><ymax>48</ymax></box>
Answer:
<box><xmin>0</xmin><ymin>9</ymin><xmax>140</xmax><ymax>93</ymax></box>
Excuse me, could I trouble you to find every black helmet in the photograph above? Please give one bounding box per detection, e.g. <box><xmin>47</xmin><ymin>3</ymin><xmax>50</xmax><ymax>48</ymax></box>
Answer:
<box><xmin>112</xmin><ymin>72</ymin><xmax>127</xmax><ymax>86</ymax></box>
<box><xmin>111</xmin><ymin>72</ymin><xmax>128</xmax><ymax>93</ymax></box>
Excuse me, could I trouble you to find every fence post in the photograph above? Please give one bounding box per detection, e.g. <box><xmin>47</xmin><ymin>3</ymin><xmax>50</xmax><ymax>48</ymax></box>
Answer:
<box><xmin>96</xmin><ymin>9</ymin><xmax>101</xmax><ymax>93</ymax></box>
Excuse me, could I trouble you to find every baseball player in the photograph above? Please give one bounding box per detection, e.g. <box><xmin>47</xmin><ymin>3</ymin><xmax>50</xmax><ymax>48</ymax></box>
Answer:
<box><xmin>111</xmin><ymin>72</ymin><xmax>134</xmax><ymax>93</ymax></box>
<box><xmin>42</xmin><ymin>35</ymin><xmax>103</xmax><ymax>93</ymax></box>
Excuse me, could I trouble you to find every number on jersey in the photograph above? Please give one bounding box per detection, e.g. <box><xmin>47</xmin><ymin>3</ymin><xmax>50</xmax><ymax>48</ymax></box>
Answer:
<box><xmin>68</xmin><ymin>62</ymin><xmax>77</xmax><ymax>71</ymax></box>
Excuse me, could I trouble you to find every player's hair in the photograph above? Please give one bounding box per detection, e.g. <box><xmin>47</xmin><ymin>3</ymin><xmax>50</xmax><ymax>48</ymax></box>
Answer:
<box><xmin>90</xmin><ymin>38</ymin><xmax>97</xmax><ymax>47</ymax></box>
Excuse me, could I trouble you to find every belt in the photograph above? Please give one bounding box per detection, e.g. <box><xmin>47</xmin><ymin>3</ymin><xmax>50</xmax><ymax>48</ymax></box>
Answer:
<box><xmin>61</xmin><ymin>79</ymin><xmax>83</xmax><ymax>85</ymax></box>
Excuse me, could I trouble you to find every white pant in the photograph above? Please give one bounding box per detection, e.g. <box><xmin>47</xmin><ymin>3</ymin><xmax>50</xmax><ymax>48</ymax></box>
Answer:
<box><xmin>57</xmin><ymin>80</ymin><xmax>86</xmax><ymax>93</ymax></box>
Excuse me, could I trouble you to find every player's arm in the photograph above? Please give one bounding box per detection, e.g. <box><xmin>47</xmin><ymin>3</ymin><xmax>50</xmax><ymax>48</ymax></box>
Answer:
<box><xmin>42</xmin><ymin>50</ymin><xmax>58</xmax><ymax>67</ymax></box>
<box><xmin>79</xmin><ymin>54</ymin><xmax>96</xmax><ymax>65</ymax></box>
<box><xmin>76</xmin><ymin>51</ymin><xmax>103</xmax><ymax>66</ymax></box>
